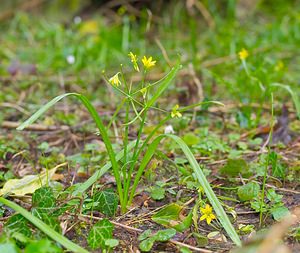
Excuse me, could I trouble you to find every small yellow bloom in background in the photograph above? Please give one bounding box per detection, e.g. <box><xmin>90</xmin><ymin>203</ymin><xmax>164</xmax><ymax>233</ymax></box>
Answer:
<box><xmin>128</xmin><ymin>52</ymin><xmax>140</xmax><ymax>72</ymax></box>
<box><xmin>238</xmin><ymin>48</ymin><xmax>249</xmax><ymax>60</ymax></box>
<box><xmin>200</xmin><ymin>204</ymin><xmax>216</xmax><ymax>225</ymax></box>
<box><xmin>275</xmin><ymin>61</ymin><xmax>284</xmax><ymax>71</ymax></box>
<box><xmin>109</xmin><ymin>72</ymin><xmax>121</xmax><ymax>86</ymax></box>
<box><xmin>142</xmin><ymin>56</ymin><xmax>156</xmax><ymax>69</ymax></box>
<box><xmin>171</xmin><ymin>104</ymin><xmax>182</xmax><ymax>118</ymax></box>
<box><xmin>140</xmin><ymin>87</ymin><xmax>147</xmax><ymax>98</ymax></box>
<box><xmin>79</xmin><ymin>20</ymin><xmax>99</xmax><ymax>35</ymax></box>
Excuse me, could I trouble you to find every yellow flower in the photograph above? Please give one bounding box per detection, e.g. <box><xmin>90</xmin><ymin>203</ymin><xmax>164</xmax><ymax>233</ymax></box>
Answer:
<box><xmin>275</xmin><ymin>61</ymin><xmax>284</xmax><ymax>71</ymax></box>
<box><xmin>128</xmin><ymin>52</ymin><xmax>140</xmax><ymax>72</ymax></box>
<box><xmin>79</xmin><ymin>20</ymin><xmax>98</xmax><ymax>35</ymax></box>
<box><xmin>200</xmin><ymin>204</ymin><xmax>216</xmax><ymax>225</ymax></box>
<box><xmin>109</xmin><ymin>72</ymin><xmax>121</xmax><ymax>86</ymax></box>
<box><xmin>142</xmin><ymin>56</ymin><xmax>156</xmax><ymax>69</ymax></box>
<box><xmin>238</xmin><ymin>48</ymin><xmax>249</xmax><ymax>60</ymax></box>
<box><xmin>171</xmin><ymin>104</ymin><xmax>182</xmax><ymax>118</ymax></box>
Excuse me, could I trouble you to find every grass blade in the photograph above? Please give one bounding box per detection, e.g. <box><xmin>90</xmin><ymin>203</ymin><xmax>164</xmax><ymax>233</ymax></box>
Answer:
<box><xmin>0</xmin><ymin>197</ymin><xmax>89</xmax><ymax>253</ymax></box>
<box><xmin>72</xmin><ymin>140</ymin><xmax>136</xmax><ymax>196</ymax></box>
<box><xmin>146</xmin><ymin>63</ymin><xmax>182</xmax><ymax>108</ymax></box>
<box><xmin>271</xmin><ymin>83</ymin><xmax>300</xmax><ymax>119</ymax></box>
<box><xmin>17</xmin><ymin>93</ymin><xmax>124</xmax><ymax>205</ymax></box>
<box><xmin>129</xmin><ymin>134</ymin><xmax>241</xmax><ymax>246</ymax></box>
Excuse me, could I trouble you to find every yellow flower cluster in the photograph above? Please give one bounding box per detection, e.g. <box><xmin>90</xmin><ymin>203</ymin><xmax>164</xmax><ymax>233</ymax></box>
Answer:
<box><xmin>171</xmin><ymin>104</ymin><xmax>182</xmax><ymax>118</ymax></box>
<box><xmin>109</xmin><ymin>72</ymin><xmax>121</xmax><ymax>86</ymax></box>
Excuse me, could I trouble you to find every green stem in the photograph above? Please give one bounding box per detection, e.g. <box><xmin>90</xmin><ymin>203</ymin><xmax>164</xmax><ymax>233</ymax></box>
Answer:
<box><xmin>259</xmin><ymin>93</ymin><xmax>274</xmax><ymax>227</ymax></box>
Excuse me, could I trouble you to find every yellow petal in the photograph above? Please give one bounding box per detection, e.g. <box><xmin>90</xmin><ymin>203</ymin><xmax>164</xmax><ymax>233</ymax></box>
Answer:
<box><xmin>207</xmin><ymin>216</ymin><xmax>212</xmax><ymax>224</ymax></box>
<box><xmin>200</xmin><ymin>214</ymin><xmax>207</xmax><ymax>221</ymax></box>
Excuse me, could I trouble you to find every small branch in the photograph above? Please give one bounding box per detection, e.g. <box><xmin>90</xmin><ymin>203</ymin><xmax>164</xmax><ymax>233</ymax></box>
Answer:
<box><xmin>1</xmin><ymin>121</ymin><xmax>69</xmax><ymax>131</ymax></box>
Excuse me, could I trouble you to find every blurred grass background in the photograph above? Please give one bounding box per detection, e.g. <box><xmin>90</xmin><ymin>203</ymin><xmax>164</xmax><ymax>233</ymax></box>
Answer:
<box><xmin>0</xmin><ymin>0</ymin><xmax>299</xmax><ymax>123</ymax></box>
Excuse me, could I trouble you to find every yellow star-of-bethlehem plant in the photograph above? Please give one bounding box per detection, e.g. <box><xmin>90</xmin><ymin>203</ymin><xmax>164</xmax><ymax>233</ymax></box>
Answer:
<box><xmin>200</xmin><ymin>204</ymin><xmax>216</xmax><ymax>225</ymax></box>
<box><xmin>128</xmin><ymin>52</ymin><xmax>140</xmax><ymax>72</ymax></box>
<box><xmin>142</xmin><ymin>56</ymin><xmax>156</xmax><ymax>69</ymax></box>
<box><xmin>171</xmin><ymin>104</ymin><xmax>182</xmax><ymax>118</ymax></box>
<box><xmin>238</xmin><ymin>48</ymin><xmax>249</xmax><ymax>60</ymax></box>
<box><xmin>109</xmin><ymin>72</ymin><xmax>121</xmax><ymax>86</ymax></box>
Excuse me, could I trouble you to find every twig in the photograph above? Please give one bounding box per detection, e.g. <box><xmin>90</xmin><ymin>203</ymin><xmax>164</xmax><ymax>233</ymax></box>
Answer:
<box><xmin>1</xmin><ymin>121</ymin><xmax>69</xmax><ymax>131</ymax></box>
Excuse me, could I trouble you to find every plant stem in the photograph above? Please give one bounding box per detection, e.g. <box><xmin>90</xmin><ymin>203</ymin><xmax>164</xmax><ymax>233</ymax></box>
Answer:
<box><xmin>259</xmin><ymin>93</ymin><xmax>274</xmax><ymax>227</ymax></box>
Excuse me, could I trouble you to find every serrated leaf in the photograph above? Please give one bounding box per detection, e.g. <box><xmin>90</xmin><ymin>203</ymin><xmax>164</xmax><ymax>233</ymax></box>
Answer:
<box><xmin>5</xmin><ymin>214</ymin><xmax>32</xmax><ymax>238</ymax></box>
<box><xmin>32</xmin><ymin>187</ymin><xmax>56</xmax><ymax>212</ymax></box>
<box><xmin>237</xmin><ymin>182</ymin><xmax>260</xmax><ymax>201</ymax></box>
<box><xmin>93</xmin><ymin>189</ymin><xmax>118</xmax><ymax>217</ymax></box>
<box><xmin>87</xmin><ymin>219</ymin><xmax>114</xmax><ymax>250</ymax></box>
<box><xmin>0</xmin><ymin>163</ymin><xmax>66</xmax><ymax>196</ymax></box>
<box><xmin>139</xmin><ymin>237</ymin><xmax>156</xmax><ymax>252</ymax></box>
<box><xmin>155</xmin><ymin>228</ymin><xmax>176</xmax><ymax>242</ymax></box>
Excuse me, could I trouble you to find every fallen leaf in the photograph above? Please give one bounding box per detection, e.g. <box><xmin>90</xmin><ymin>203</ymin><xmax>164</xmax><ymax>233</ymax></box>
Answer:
<box><xmin>0</xmin><ymin>163</ymin><xmax>67</xmax><ymax>196</ymax></box>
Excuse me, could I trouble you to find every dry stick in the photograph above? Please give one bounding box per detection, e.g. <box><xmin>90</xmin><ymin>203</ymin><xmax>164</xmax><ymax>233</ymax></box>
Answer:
<box><xmin>189</xmin><ymin>0</ymin><xmax>215</xmax><ymax>28</ymax></box>
<box><xmin>0</xmin><ymin>102</ymin><xmax>29</xmax><ymax>115</ymax></box>
<box><xmin>79</xmin><ymin>214</ymin><xmax>212</xmax><ymax>253</ymax></box>
<box><xmin>155</xmin><ymin>38</ymin><xmax>172</xmax><ymax>67</ymax></box>
<box><xmin>1</xmin><ymin>121</ymin><xmax>69</xmax><ymax>131</ymax></box>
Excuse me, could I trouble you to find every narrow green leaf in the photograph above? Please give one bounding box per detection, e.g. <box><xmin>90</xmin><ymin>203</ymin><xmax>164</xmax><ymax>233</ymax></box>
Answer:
<box><xmin>146</xmin><ymin>63</ymin><xmax>181</xmax><ymax>108</ymax></box>
<box><xmin>16</xmin><ymin>93</ymin><xmax>123</xmax><ymax>205</ymax></box>
<box><xmin>271</xmin><ymin>83</ymin><xmax>300</xmax><ymax>119</ymax></box>
<box><xmin>130</xmin><ymin>134</ymin><xmax>241</xmax><ymax>246</ymax></box>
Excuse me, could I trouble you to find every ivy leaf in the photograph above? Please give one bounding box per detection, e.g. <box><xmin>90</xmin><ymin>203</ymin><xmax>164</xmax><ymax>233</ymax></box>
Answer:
<box><xmin>5</xmin><ymin>214</ymin><xmax>32</xmax><ymax>239</ymax></box>
<box><xmin>139</xmin><ymin>237</ymin><xmax>156</xmax><ymax>252</ymax></box>
<box><xmin>237</xmin><ymin>182</ymin><xmax>260</xmax><ymax>201</ymax></box>
<box><xmin>155</xmin><ymin>228</ymin><xmax>176</xmax><ymax>242</ymax></box>
<box><xmin>87</xmin><ymin>219</ymin><xmax>114</xmax><ymax>250</ymax></box>
<box><xmin>32</xmin><ymin>187</ymin><xmax>56</xmax><ymax>213</ymax></box>
<box><xmin>93</xmin><ymin>189</ymin><xmax>118</xmax><ymax>217</ymax></box>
